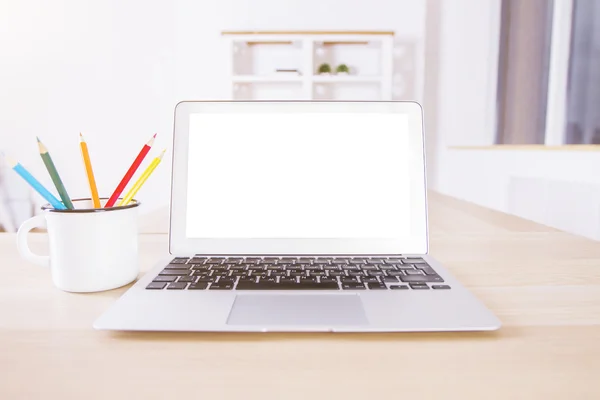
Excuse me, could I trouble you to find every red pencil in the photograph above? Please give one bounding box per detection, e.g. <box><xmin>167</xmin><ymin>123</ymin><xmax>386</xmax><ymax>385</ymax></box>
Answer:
<box><xmin>105</xmin><ymin>134</ymin><xmax>156</xmax><ymax>208</ymax></box>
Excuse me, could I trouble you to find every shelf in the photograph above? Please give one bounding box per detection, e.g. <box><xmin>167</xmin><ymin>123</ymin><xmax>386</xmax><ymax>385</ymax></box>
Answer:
<box><xmin>222</xmin><ymin>30</ymin><xmax>394</xmax><ymax>36</ymax></box>
<box><xmin>232</xmin><ymin>75</ymin><xmax>303</xmax><ymax>83</ymax></box>
<box><xmin>312</xmin><ymin>75</ymin><xmax>383</xmax><ymax>83</ymax></box>
<box><xmin>246</xmin><ymin>41</ymin><xmax>294</xmax><ymax>46</ymax></box>
<box><xmin>322</xmin><ymin>41</ymin><xmax>370</xmax><ymax>45</ymax></box>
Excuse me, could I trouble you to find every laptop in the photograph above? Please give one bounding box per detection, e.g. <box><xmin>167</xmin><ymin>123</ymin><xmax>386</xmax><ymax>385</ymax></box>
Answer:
<box><xmin>94</xmin><ymin>101</ymin><xmax>501</xmax><ymax>332</ymax></box>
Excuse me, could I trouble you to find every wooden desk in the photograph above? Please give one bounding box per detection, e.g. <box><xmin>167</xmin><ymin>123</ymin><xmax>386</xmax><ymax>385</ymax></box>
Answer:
<box><xmin>1</xmin><ymin>192</ymin><xmax>600</xmax><ymax>399</ymax></box>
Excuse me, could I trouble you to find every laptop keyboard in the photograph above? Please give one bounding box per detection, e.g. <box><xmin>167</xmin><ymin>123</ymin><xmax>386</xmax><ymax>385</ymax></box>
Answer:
<box><xmin>145</xmin><ymin>257</ymin><xmax>451</xmax><ymax>291</ymax></box>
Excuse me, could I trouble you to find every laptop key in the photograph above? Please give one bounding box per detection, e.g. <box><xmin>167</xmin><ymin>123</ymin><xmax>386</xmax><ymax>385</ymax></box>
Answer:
<box><xmin>362</xmin><ymin>266</ymin><xmax>379</xmax><ymax>270</ymax></box>
<box><xmin>400</xmin><ymin>275</ymin><xmax>444</xmax><ymax>283</ymax></box>
<box><xmin>387</xmin><ymin>271</ymin><xmax>403</xmax><ymax>276</ymax></box>
<box><xmin>146</xmin><ymin>282</ymin><xmax>167</xmax><ymax>290</ymax></box>
<box><xmin>406</xmin><ymin>269</ymin><xmax>424</xmax><ymax>275</ymax></box>
<box><xmin>404</xmin><ymin>258</ymin><xmax>427</xmax><ymax>264</ymax></box>
<box><xmin>152</xmin><ymin>276</ymin><xmax>177</xmax><ymax>282</ymax></box>
<box><xmin>170</xmin><ymin>258</ymin><xmax>188</xmax><ymax>264</ymax></box>
<box><xmin>361</xmin><ymin>277</ymin><xmax>379</xmax><ymax>283</ymax></box>
<box><xmin>348</xmin><ymin>271</ymin><xmax>366</xmax><ymax>276</ymax></box>
<box><xmin>209</xmin><ymin>283</ymin><xmax>233</xmax><ymax>290</ymax></box>
<box><xmin>236</xmin><ymin>282</ymin><xmax>339</xmax><ymax>290</ymax></box>
<box><xmin>167</xmin><ymin>282</ymin><xmax>188</xmax><ymax>290</ymax></box>
<box><xmin>188</xmin><ymin>283</ymin><xmax>209</xmax><ymax>290</ymax></box>
<box><xmin>383</xmin><ymin>276</ymin><xmax>399</xmax><ymax>282</ymax></box>
<box><xmin>432</xmin><ymin>285</ymin><xmax>451</xmax><ymax>290</ymax></box>
<box><xmin>349</xmin><ymin>259</ymin><xmax>366</xmax><ymax>264</ymax></box>
<box><xmin>165</xmin><ymin>263</ymin><xmax>192</xmax><ymax>270</ymax></box>
<box><xmin>417</xmin><ymin>266</ymin><xmax>438</xmax><ymax>275</ymax></box>
<box><xmin>409</xmin><ymin>283</ymin><xmax>430</xmax><ymax>290</ymax></box>
<box><xmin>178</xmin><ymin>276</ymin><xmax>197</xmax><ymax>283</ymax></box>
<box><xmin>319</xmin><ymin>278</ymin><xmax>338</xmax><ymax>284</ymax></box>
<box><xmin>159</xmin><ymin>269</ymin><xmax>191</xmax><ymax>276</ymax></box>
<box><xmin>342</xmin><ymin>283</ymin><xmax>366</xmax><ymax>290</ymax></box>
<box><xmin>390</xmin><ymin>285</ymin><xmax>409</xmax><ymax>290</ymax></box>
<box><xmin>367</xmin><ymin>283</ymin><xmax>387</xmax><ymax>290</ymax></box>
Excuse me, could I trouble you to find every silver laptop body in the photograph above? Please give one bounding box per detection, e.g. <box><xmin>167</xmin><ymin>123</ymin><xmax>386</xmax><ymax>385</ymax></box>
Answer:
<box><xmin>94</xmin><ymin>101</ymin><xmax>501</xmax><ymax>332</ymax></box>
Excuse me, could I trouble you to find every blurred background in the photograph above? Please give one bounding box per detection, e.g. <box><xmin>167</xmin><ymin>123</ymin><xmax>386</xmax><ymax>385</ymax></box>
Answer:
<box><xmin>1</xmin><ymin>0</ymin><xmax>599</xmax><ymax>239</ymax></box>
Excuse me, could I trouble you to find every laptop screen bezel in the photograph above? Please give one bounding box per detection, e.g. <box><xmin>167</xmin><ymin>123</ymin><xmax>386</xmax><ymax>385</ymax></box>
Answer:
<box><xmin>169</xmin><ymin>101</ymin><xmax>428</xmax><ymax>255</ymax></box>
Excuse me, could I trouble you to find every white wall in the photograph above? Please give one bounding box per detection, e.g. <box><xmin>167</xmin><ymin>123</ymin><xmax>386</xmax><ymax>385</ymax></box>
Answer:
<box><xmin>426</xmin><ymin>0</ymin><xmax>600</xmax><ymax>240</ymax></box>
<box><xmin>425</xmin><ymin>0</ymin><xmax>500</xmax><ymax>184</ymax></box>
<box><xmin>0</xmin><ymin>0</ymin><xmax>425</xmax><ymax>227</ymax></box>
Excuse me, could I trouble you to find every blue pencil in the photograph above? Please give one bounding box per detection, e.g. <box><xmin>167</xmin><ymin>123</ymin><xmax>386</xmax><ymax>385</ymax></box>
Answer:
<box><xmin>3</xmin><ymin>154</ymin><xmax>67</xmax><ymax>210</ymax></box>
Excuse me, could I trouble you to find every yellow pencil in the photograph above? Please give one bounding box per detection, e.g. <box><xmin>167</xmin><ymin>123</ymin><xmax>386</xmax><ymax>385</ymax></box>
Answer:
<box><xmin>118</xmin><ymin>149</ymin><xmax>166</xmax><ymax>206</ymax></box>
<box><xmin>79</xmin><ymin>133</ymin><xmax>101</xmax><ymax>208</ymax></box>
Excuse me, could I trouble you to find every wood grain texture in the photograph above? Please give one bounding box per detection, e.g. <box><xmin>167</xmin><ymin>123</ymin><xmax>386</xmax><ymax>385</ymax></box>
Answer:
<box><xmin>1</xmin><ymin>192</ymin><xmax>599</xmax><ymax>399</ymax></box>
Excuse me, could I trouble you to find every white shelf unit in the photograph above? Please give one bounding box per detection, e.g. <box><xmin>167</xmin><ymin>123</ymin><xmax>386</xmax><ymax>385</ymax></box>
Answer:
<box><xmin>223</xmin><ymin>31</ymin><xmax>394</xmax><ymax>101</ymax></box>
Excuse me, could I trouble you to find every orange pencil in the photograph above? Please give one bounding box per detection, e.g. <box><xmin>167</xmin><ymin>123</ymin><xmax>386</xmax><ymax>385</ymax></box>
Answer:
<box><xmin>79</xmin><ymin>133</ymin><xmax>101</xmax><ymax>208</ymax></box>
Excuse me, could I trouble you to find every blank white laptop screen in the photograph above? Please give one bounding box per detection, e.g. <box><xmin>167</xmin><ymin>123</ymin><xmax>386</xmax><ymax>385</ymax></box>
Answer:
<box><xmin>185</xmin><ymin>112</ymin><xmax>410</xmax><ymax>240</ymax></box>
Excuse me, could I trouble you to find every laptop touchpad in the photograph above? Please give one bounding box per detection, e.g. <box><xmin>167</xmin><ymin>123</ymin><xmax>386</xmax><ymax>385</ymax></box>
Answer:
<box><xmin>227</xmin><ymin>294</ymin><xmax>368</xmax><ymax>326</ymax></box>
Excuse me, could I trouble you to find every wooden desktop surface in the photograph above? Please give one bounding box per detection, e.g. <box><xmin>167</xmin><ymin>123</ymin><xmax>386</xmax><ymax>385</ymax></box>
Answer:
<box><xmin>1</xmin><ymin>192</ymin><xmax>599</xmax><ymax>399</ymax></box>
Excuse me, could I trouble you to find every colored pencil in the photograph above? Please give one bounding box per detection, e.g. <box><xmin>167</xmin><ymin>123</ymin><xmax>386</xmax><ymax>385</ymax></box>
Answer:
<box><xmin>118</xmin><ymin>149</ymin><xmax>166</xmax><ymax>206</ymax></box>
<box><xmin>2</xmin><ymin>154</ymin><xmax>66</xmax><ymax>210</ymax></box>
<box><xmin>79</xmin><ymin>133</ymin><xmax>101</xmax><ymax>208</ymax></box>
<box><xmin>37</xmin><ymin>137</ymin><xmax>73</xmax><ymax>209</ymax></box>
<box><xmin>105</xmin><ymin>134</ymin><xmax>156</xmax><ymax>208</ymax></box>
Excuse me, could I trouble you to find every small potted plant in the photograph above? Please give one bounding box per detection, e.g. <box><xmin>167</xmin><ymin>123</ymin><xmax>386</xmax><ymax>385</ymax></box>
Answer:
<box><xmin>336</xmin><ymin>64</ymin><xmax>350</xmax><ymax>75</ymax></box>
<box><xmin>317</xmin><ymin>63</ymin><xmax>331</xmax><ymax>75</ymax></box>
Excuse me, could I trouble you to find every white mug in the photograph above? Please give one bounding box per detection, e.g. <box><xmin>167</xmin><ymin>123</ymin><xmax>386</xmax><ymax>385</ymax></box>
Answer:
<box><xmin>17</xmin><ymin>198</ymin><xmax>140</xmax><ymax>293</ymax></box>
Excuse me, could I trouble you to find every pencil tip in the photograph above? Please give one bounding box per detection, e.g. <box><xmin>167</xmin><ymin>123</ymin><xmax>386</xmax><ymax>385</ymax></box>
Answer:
<box><xmin>153</xmin><ymin>133</ymin><xmax>157</xmax><ymax>138</ymax></box>
<box><xmin>36</xmin><ymin>137</ymin><xmax>41</xmax><ymax>142</ymax></box>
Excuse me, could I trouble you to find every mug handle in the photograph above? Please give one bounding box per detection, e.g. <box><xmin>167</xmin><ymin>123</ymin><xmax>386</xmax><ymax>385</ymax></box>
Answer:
<box><xmin>17</xmin><ymin>215</ymin><xmax>50</xmax><ymax>267</ymax></box>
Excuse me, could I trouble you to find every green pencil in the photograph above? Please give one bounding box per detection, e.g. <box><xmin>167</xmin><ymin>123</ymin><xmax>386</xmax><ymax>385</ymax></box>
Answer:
<box><xmin>37</xmin><ymin>137</ymin><xmax>74</xmax><ymax>209</ymax></box>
